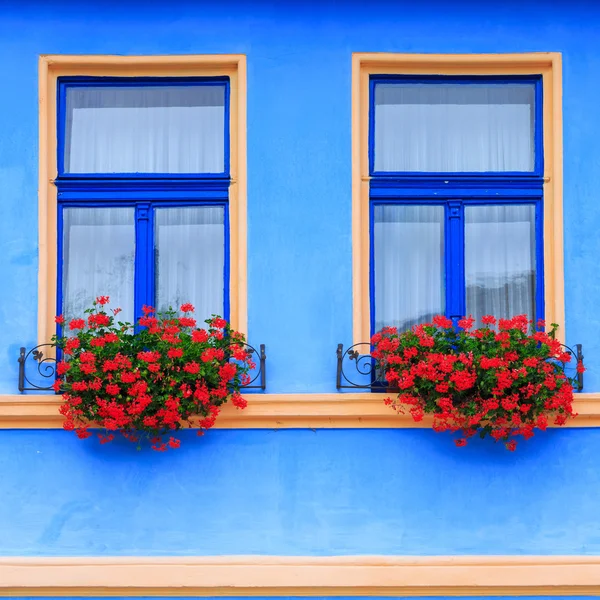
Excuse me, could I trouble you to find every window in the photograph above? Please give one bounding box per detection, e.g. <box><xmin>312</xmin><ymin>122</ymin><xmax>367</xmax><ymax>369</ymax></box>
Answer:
<box><xmin>38</xmin><ymin>56</ymin><xmax>247</xmax><ymax>346</ymax></box>
<box><xmin>352</xmin><ymin>53</ymin><xmax>564</xmax><ymax>344</ymax></box>
<box><xmin>369</xmin><ymin>75</ymin><xmax>543</xmax><ymax>332</ymax></box>
<box><xmin>55</xmin><ymin>76</ymin><xmax>232</xmax><ymax>327</ymax></box>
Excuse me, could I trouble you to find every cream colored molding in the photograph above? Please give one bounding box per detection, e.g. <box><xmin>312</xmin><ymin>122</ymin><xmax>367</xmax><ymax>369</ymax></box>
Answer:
<box><xmin>352</xmin><ymin>52</ymin><xmax>564</xmax><ymax>345</ymax></box>
<box><xmin>1</xmin><ymin>392</ymin><xmax>599</xmax><ymax>429</ymax></box>
<box><xmin>38</xmin><ymin>54</ymin><xmax>248</xmax><ymax>343</ymax></box>
<box><xmin>3</xmin><ymin>555</ymin><xmax>600</xmax><ymax>596</ymax></box>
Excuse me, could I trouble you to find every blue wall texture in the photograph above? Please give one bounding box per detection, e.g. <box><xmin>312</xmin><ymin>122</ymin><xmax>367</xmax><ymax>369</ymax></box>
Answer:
<box><xmin>1</xmin><ymin>428</ymin><xmax>600</xmax><ymax>556</ymax></box>
<box><xmin>1</xmin><ymin>0</ymin><xmax>600</xmax><ymax>558</ymax></box>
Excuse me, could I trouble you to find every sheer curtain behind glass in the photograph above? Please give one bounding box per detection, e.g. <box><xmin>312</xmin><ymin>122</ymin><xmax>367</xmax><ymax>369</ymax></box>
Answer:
<box><xmin>374</xmin><ymin>205</ymin><xmax>445</xmax><ymax>331</ymax></box>
<box><xmin>62</xmin><ymin>208</ymin><xmax>135</xmax><ymax>324</ymax></box>
<box><xmin>374</xmin><ymin>82</ymin><xmax>535</xmax><ymax>172</ymax></box>
<box><xmin>65</xmin><ymin>85</ymin><xmax>225</xmax><ymax>173</ymax></box>
<box><xmin>465</xmin><ymin>205</ymin><xmax>536</xmax><ymax>325</ymax></box>
<box><xmin>155</xmin><ymin>207</ymin><xmax>225</xmax><ymax>322</ymax></box>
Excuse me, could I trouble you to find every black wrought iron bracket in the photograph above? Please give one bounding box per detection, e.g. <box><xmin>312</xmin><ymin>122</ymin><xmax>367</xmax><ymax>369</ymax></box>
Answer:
<box><xmin>242</xmin><ymin>343</ymin><xmax>267</xmax><ymax>390</ymax></box>
<box><xmin>336</xmin><ymin>342</ymin><xmax>584</xmax><ymax>392</ymax></box>
<box><xmin>18</xmin><ymin>344</ymin><xmax>58</xmax><ymax>392</ymax></box>
<box><xmin>336</xmin><ymin>342</ymin><xmax>394</xmax><ymax>392</ymax></box>
<box><xmin>18</xmin><ymin>342</ymin><xmax>267</xmax><ymax>393</ymax></box>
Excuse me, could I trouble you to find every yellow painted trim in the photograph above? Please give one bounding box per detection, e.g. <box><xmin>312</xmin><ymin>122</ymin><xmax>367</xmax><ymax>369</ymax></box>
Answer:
<box><xmin>38</xmin><ymin>54</ymin><xmax>248</xmax><ymax>344</ymax></box>
<box><xmin>4</xmin><ymin>555</ymin><xmax>600</xmax><ymax>596</ymax></box>
<box><xmin>352</xmin><ymin>52</ymin><xmax>565</xmax><ymax>345</ymax></box>
<box><xmin>2</xmin><ymin>392</ymin><xmax>599</xmax><ymax>429</ymax></box>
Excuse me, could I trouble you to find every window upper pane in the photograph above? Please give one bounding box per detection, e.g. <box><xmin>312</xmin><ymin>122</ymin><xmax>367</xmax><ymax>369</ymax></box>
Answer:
<box><xmin>373</xmin><ymin>81</ymin><xmax>536</xmax><ymax>173</ymax></box>
<box><xmin>63</xmin><ymin>83</ymin><xmax>226</xmax><ymax>174</ymax></box>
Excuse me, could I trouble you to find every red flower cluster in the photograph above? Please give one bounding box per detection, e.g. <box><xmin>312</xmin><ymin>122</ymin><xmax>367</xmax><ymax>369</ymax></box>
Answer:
<box><xmin>372</xmin><ymin>315</ymin><xmax>582</xmax><ymax>451</ymax></box>
<box><xmin>53</xmin><ymin>298</ymin><xmax>253</xmax><ymax>450</ymax></box>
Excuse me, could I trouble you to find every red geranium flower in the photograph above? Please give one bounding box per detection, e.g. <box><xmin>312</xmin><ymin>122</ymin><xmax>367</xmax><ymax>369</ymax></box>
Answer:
<box><xmin>374</xmin><ymin>314</ymin><xmax>577</xmax><ymax>451</ymax></box>
<box><xmin>53</xmin><ymin>298</ymin><xmax>252</xmax><ymax>450</ymax></box>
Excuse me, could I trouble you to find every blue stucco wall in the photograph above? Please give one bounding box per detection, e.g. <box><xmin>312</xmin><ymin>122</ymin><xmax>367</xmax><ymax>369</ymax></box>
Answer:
<box><xmin>1</xmin><ymin>0</ymin><xmax>600</xmax><ymax>559</ymax></box>
<box><xmin>1</xmin><ymin>0</ymin><xmax>600</xmax><ymax>392</ymax></box>
<box><xmin>2</xmin><ymin>428</ymin><xmax>600</xmax><ymax>556</ymax></box>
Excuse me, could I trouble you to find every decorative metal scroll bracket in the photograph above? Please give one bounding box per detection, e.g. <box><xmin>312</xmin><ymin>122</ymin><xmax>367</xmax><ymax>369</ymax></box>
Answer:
<box><xmin>242</xmin><ymin>343</ymin><xmax>267</xmax><ymax>391</ymax></box>
<box><xmin>565</xmin><ymin>343</ymin><xmax>584</xmax><ymax>392</ymax></box>
<box><xmin>336</xmin><ymin>342</ymin><xmax>584</xmax><ymax>393</ymax></box>
<box><xmin>18</xmin><ymin>344</ymin><xmax>58</xmax><ymax>392</ymax></box>
<box><xmin>336</xmin><ymin>342</ymin><xmax>395</xmax><ymax>392</ymax></box>
<box><xmin>18</xmin><ymin>342</ymin><xmax>267</xmax><ymax>393</ymax></box>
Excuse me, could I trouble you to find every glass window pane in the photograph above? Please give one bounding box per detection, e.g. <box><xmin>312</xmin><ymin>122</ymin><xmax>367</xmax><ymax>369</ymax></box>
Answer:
<box><xmin>465</xmin><ymin>205</ymin><xmax>536</xmax><ymax>326</ymax></box>
<box><xmin>62</xmin><ymin>207</ymin><xmax>135</xmax><ymax>324</ymax></box>
<box><xmin>374</xmin><ymin>82</ymin><xmax>535</xmax><ymax>172</ymax></box>
<box><xmin>155</xmin><ymin>207</ymin><xmax>225</xmax><ymax>322</ymax></box>
<box><xmin>64</xmin><ymin>84</ymin><xmax>226</xmax><ymax>174</ymax></box>
<box><xmin>374</xmin><ymin>204</ymin><xmax>445</xmax><ymax>332</ymax></box>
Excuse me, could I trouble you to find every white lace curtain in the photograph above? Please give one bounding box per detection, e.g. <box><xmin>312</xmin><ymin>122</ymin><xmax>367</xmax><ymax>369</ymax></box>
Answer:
<box><xmin>62</xmin><ymin>208</ymin><xmax>136</xmax><ymax>323</ymax></box>
<box><xmin>373</xmin><ymin>204</ymin><xmax>536</xmax><ymax>331</ymax></box>
<box><xmin>373</xmin><ymin>81</ymin><xmax>537</xmax><ymax>331</ymax></box>
<box><xmin>62</xmin><ymin>206</ymin><xmax>225</xmax><ymax>324</ymax></box>
<box><xmin>465</xmin><ymin>205</ymin><xmax>536</xmax><ymax>326</ymax></box>
<box><xmin>374</xmin><ymin>82</ymin><xmax>535</xmax><ymax>172</ymax></box>
<box><xmin>64</xmin><ymin>84</ymin><xmax>225</xmax><ymax>174</ymax></box>
<box><xmin>374</xmin><ymin>204</ymin><xmax>445</xmax><ymax>332</ymax></box>
<box><xmin>155</xmin><ymin>207</ymin><xmax>225</xmax><ymax>322</ymax></box>
<box><xmin>61</xmin><ymin>83</ymin><xmax>227</xmax><ymax>324</ymax></box>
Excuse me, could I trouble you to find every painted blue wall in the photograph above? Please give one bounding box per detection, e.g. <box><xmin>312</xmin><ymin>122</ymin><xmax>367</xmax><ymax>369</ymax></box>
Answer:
<box><xmin>1</xmin><ymin>428</ymin><xmax>600</xmax><ymax>556</ymax></box>
<box><xmin>1</xmin><ymin>0</ymin><xmax>600</xmax><ymax>558</ymax></box>
<box><xmin>0</xmin><ymin>0</ymin><xmax>599</xmax><ymax>392</ymax></box>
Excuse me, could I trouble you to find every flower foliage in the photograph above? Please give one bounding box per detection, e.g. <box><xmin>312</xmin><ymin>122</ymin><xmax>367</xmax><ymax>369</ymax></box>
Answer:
<box><xmin>372</xmin><ymin>315</ymin><xmax>583</xmax><ymax>450</ymax></box>
<box><xmin>53</xmin><ymin>297</ymin><xmax>253</xmax><ymax>450</ymax></box>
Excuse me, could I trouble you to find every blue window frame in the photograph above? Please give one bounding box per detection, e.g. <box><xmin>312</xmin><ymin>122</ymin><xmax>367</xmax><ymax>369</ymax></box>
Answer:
<box><xmin>56</xmin><ymin>76</ymin><xmax>231</xmax><ymax>326</ymax></box>
<box><xmin>369</xmin><ymin>74</ymin><xmax>544</xmax><ymax>334</ymax></box>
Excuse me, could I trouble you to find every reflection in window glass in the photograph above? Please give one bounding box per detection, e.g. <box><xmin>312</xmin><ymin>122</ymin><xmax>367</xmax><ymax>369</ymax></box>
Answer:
<box><xmin>465</xmin><ymin>204</ymin><xmax>536</xmax><ymax>325</ymax></box>
<box><xmin>62</xmin><ymin>207</ymin><xmax>135</xmax><ymax>323</ymax></box>
<box><xmin>155</xmin><ymin>206</ymin><xmax>225</xmax><ymax>322</ymax></box>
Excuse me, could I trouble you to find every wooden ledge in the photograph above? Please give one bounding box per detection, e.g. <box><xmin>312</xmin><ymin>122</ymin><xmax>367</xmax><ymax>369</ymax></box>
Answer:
<box><xmin>3</xmin><ymin>555</ymin><xmax>600</xmax><ymax>596</ymax></box>
<box><xmin>1</xmin><ymin>393</ymin><xmax>600</xmax><ymax>429</ymax></box>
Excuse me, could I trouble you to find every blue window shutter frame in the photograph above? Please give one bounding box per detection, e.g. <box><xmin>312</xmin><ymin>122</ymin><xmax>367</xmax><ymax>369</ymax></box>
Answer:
<box><xmin>55</xmin><ymin>76</ymin><xmax>231</xmax><ymax>329</ymax></box>
<box><xmin>368</xmin><ymin>74</ymin><xmax>545</xmax><ymax>334</ymax></box>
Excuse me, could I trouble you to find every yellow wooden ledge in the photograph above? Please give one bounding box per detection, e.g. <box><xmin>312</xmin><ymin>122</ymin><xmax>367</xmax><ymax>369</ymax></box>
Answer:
<box><xmin>1</xmin><ymin>393</ymin><xmax>600</xmax><ymax>429</ymax></box>
<box><xmin>3</xmin><ymin>555</ymin><xmax>600</xmax><ymax>596</ymax></box>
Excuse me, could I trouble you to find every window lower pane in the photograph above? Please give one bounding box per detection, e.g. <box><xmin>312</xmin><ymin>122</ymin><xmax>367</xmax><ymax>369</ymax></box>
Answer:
<box><xmin>465</xmin><ymin>204</ymin><xmax>536</xmax><ymax>325</ymax></box>
<box><xmin>155</xmin><ymin>206</ymin><xmax>225</xmax><ymax>322</ymax></box>
<box><xmin>373</xmin><ymin>204</ymin><xmax>445</xmax><ymax>332</ymax></box>
<box><xmin>62</xmin><ymin>207</ymin><xmax>136</xmax><ymax>324</ymax></box>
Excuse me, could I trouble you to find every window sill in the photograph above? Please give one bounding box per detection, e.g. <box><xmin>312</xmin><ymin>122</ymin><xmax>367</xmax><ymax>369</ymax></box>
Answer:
<box><xmin>1</xmin><ymin>393</ymin><xmax>600</xmax><ymax>429</ymax></box>
<box><xmin>2</xmin><ymin>555</ymin><xmax>600</xmax><ymax>596</ymax></box>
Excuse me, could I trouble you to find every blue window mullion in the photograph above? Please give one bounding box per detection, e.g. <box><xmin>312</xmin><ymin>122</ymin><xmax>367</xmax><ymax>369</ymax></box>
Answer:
<box><xmin>56</xmin><ymin>204</ymin><xmax>65</xmax><ymax>333</ymax></box>
<box><xmin>446</xmin><ymin>201</ymin><xmax>465</xmax><ymax>324</ymax></box>
<box><xmin>134</xmin><ymin>203</ymin><xmax>153</xmax><ymax>325</ymax></box>
<box><xmin>223</xmin><ymin>203</ymin><xmax>231</xmax><ymax>323</ymax></box>
<box><xmin>535</xmin><ymin>199</ymin><xmax>545</xmax><ymax>324</ymax></box>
